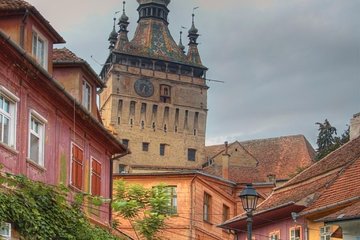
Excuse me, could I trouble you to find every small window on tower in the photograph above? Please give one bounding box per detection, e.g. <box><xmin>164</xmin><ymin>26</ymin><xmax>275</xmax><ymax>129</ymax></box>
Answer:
<box><xmin>142</xmin><ymin>142</ymin><xmax>149</xmax><ymax>152</ymax></box>
<box><xmin>160</xmin><ymin>144</ymin><xmax>166</xmax><ymax>156</ymax></box>
<box><xmin>122</xmin><ymin>139</ymin><xmax>129</xmax><ymax>148</ymax></box>
<box><xmin>188</xmin><ymin>148</ymin><xmax>196</xmax><ymax>161</ymax></box>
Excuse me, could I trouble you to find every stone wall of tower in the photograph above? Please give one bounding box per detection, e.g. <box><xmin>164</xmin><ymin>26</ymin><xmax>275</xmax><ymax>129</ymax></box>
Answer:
<box><xmin>100</xmin><ymin>63</ymin><xmax>208</xmax><ymax>172</ymax></box>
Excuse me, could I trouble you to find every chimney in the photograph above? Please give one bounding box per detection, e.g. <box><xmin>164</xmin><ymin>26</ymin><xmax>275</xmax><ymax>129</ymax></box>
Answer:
<box><xmin>350</xmin><ymin>113</ymin><xmax>360</xmax><ymax>141</ymax></box>
<box><xmin>222</xmin><ymin>141</ymin><xmax>230</xmax><ymax>179</ymax></box>
<box><xmin>267</xmin><ymin>174</ymin><xmax>276</xmax><ymax>183</ymax></box>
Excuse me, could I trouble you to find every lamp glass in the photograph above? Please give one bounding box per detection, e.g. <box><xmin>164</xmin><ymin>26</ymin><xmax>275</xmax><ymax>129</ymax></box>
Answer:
<box><xmin>239</xmin><ymin>184</ymin><xmax>259</xmax><ymax>213</ymax></box>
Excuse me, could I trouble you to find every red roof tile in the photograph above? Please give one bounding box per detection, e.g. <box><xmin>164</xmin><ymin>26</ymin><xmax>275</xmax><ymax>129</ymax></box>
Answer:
<box><xmin>304</xmin><ymin>155</ymin><xmax>360</xmax><ymax>212</ymax></box>
<box><xmin>53</xmin><ymin>47</ymin><xmax>84</xmax><ymax>63</ymax></box>
<box><xmin>222</xmin><ymin>136</ymin><xmax>360</xmax><ymax>227</ymax></box>
<box><xmin>0</xmin><ymin>0</ymin><xmax>64</xmax><ymax>43</ymax></box>
<box><xmin>204</xmin><ymin>135</ymin><xmax>315</xmax><ymax>183</ymax></box>
<box><xmin>285</xmin><ymin>136</ymin><xmax>360</xmax><ymax>187</ymax></box>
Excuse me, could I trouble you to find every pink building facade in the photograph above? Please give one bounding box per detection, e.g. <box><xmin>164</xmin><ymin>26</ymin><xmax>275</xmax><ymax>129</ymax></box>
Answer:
<box><xmin>0</xmin><ymin>0</ymin><xmax>127</xmax><ymax>228</ymax></box>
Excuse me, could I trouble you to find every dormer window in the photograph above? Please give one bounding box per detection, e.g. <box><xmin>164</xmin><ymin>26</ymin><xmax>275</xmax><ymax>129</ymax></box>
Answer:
<box><xmin>82</xmin><ymin>80</ymin><xmax>91</xmax><ymax>111</ymax></box>
<box><xmin>32</xmin><ymin>30</ymin><xmax>48</xmax><ymax>69</ymax></box>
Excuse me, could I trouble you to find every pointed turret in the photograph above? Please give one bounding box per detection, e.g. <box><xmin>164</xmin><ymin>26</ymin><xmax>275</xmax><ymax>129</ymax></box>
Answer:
<box><xmin>178</xmin><ymin>31</ymin><xmax>185</xmax><ymax>54</ymax></box>
<box><xmin>187</xmin><ymin>13</ymin><xmax>203</xmax><ymax>66</ymax></box>
<box><xmin>108</xmin><ymin>18</ymin><xmax>118</xmax><ymax>51</ymax></box>
<box><xmin>115</xmin><ymin>1</ymin><xmax>130</xmax><ymax>51</ymax></box>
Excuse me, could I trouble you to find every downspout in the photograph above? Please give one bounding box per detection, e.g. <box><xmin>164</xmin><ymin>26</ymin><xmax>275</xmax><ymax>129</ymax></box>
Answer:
<box><xmin>189</xmin><ymin>175</ymin><xmax>196</xmax><ymax>240</ymax></box>
<box><xmin>20</xmin><ymin>9</ymin><xmax>29</xmax><ymax>48</ymax></box>
<box><xmin>109</xmin><ymin>158</ymin><xmax>114</xmax><ymax>226</ymax></box>
<box><xmin>109</xmin><ymin>150</ymin><xmax>129</xmax><ymax>225</ymax></box>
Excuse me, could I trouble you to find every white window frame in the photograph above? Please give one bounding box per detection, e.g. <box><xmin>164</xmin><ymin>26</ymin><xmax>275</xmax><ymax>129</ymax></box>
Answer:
<box><xmin>269</xmin><ymin>231</ymin><xmax>280</xmax><ymax>240</ymax></box>
<box><xmin>82</xmin><ymin>80</ymin><xmax>91</xmax><ymax>111</ymax></box>
<box><xmin>28</xmin><ymin>110</ymin><xmax>47</xmax><ymax>166</ymax></box>
<box><xmin>0</xmin><ymin>86</ymin><xmax>19</xmax><ymax>149</ymax></box>
<box><xmin>32</xmin><ymin>28</ymin><xmax>48</xmax><ymax>70</ymax></box>
<box><xmin>290</xmin><ymin>226</ymin><xmax>301</xmax><ymax>240</ymax></box>
<box><xmin>90</xmin><ymin>157</ymin><xmax>101</xmax><ymax>196</ymax></box>
<box><xmin>0</xmin><ymin>222</ymin><xmax>11</xmax><ymax>238</ymax></box>
<box><xmin>320</xmin><ymin>226</ymin><xmax>331</xmax><ymax>240</ymax></box>
<box><xmin>166</xmin><ymin>186</ymin><xmax>177</xmax><ymax>215</ymax></box>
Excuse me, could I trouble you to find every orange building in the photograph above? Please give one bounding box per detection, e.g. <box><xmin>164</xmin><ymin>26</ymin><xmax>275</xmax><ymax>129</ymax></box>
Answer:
<box><xmin>113</xmin><ymin>171</ymin><xmax>274</xmax><ymax>240</ymax></box>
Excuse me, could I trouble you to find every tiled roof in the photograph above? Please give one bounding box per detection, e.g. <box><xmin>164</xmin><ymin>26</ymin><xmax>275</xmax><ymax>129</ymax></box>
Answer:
<box><xmin>257</xmin><ymin>173</ymin><xmax>337</xmax><ymax>211</ymax></box>
<box><xmin>204</xmin><ymin>135</ymin><xmax>315</xmax><ymax>183</ymax></box>
<box><xmin>115</xmin><ymin>18</ymin><xmax>206</xmax><ymax>68</ymax></box>
<box><xmin>0</xmin><ymin>0</ymin><xmax>64</xmax><ymax>43</ymax></box>
<box><xmin>222</xmin><ymin>136</ymin><xmax>360</xmax><ymax>227</ymax></box>
<box><xmin>304</xmin><ymin>154</ymin><xmax>360</xmax><ymax>212</ymax></box>
<box><xmin>285</xmin><ymin>136</ymin><xmax>360</xmax><ymax>187</ymax></box>
<box><xmin>53</xmin><ymin>47</ymin><xmax>85</xmax><ymax>63</ymax></box>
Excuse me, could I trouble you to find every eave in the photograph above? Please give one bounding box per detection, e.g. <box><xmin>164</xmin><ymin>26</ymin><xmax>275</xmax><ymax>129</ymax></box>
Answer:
<box><xmin>0</xmin><ymin>8</ymin><xmax>65</xmax><ymax>43</ymax></box>
<box><xmin>219</xmin><ymin>202</ymin><xmax>306</xmax><ymax>231</ymax></box>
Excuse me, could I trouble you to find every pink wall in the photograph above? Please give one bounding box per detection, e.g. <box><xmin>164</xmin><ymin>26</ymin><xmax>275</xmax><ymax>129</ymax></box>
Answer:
<box><xmin>0</xmin><ymin>34</ymin><xmax>114</xmax><ymax>226</ymax></box>
<box><xmin>238</xmin><ymin>217</ymin><xmax>307</xmax><ymax>240</ymax></box>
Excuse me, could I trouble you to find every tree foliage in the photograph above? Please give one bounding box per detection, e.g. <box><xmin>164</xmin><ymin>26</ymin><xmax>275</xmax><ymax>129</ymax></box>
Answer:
<box><xmin>315</xmin><ymin>119</ymin><xmax>350</xmax><ymax>160</ymax></box>
<box><xmin>0</xmin><ymin>172</ymin><xmax>122</xmax><ymax>240</ymax></box>
<box><xmin>112</xmin><ymin>180</ymin><xmax>171</xmax><ymax>240</ymax></box>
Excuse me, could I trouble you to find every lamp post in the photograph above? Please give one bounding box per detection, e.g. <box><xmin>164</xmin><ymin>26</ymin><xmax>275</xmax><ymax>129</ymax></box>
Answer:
<box><xmin>239</xmin><ymin>184</ymin><xmax>259</xmax><ymax>240</ymax></box>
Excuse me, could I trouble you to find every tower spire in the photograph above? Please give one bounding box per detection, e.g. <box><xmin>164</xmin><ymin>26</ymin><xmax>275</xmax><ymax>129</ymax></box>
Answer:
<box><xmin>119</xmin><ymin>1</ymin><xmax>129</xmax><ymax>32</ymax></box>
<box><xmin>115</xmin><ymin>1</ymin><xmax>130</xmax><ymax>50</ymax></box>
<box><xmin>187</xmin><ymin>13</ymin><xmax>203</xmax><ymax>65</ymax></box>
<box><xmin>178</xmin><ymin>31</ymin><xmax>185</xmax><ymax>54</ymax></box>
<box><xmin>108</xmin><ymin>17</ymin><xmax>118</xmax><ymax>51</ymax></box>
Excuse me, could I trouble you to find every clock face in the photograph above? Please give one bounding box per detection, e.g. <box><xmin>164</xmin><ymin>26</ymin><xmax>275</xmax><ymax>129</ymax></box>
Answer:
<box><xmin>134</xmin><ymin>78</ymin><xmax>154</xmax><ymax>97</ymax></box>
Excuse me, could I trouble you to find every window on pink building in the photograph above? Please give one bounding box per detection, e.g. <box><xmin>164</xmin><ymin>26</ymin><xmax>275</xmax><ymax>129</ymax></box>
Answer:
<box><xmin>71</xmin><ymin>144</ymin><xmax>84</xmax><ymax>190</ymax></box>
<box><xmin>91</xmin><ymin>158</ymin><xmax>101</xmax><ymax>196</ymax></box>
<box><xmin>290</xmin><ymin>226</ymin><xmax>301</xmax><ymax>240</ymax></box>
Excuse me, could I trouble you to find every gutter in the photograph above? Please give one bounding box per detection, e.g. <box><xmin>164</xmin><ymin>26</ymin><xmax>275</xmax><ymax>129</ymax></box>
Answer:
<box><xmin>189</xmin><ymin>175</ymin><xmax>196</xmax><ymax>240</ymax></box>
<box><xmin>299</xmin><ymin>196</ymin><xmax>360</xmax><ymax>217</ymax></box>
<box><xmin>0</xmin><ymin>30</ymin><xmax>126</xmax><ymax>153</ymax></box>
<box><xmin>111</xmin><ymin>150</ymin><xmax>130</xmax><ymax>161</ymax></box>
<box><xmin>219</xmin><ymin>201</ymin><xmax>296</xmax><ymax>228</ymax></box>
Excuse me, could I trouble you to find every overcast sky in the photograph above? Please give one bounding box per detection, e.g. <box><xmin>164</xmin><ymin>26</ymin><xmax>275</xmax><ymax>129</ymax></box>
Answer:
<box><xmin>28</xmin><ymin>0</ymin><xmax>360</xmax><ymax>147</ymax></box>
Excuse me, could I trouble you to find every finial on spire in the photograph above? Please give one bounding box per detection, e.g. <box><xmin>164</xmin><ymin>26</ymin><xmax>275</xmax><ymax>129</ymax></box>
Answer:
<box><xmin>178</xmin><ymin>30</ymin><xmax>185</xmax><ymax>53</ymax></box>
<box><xmin>122</xmin><ymin>1</ymin><xmax>126</xmax><ymax>13</ymax></box>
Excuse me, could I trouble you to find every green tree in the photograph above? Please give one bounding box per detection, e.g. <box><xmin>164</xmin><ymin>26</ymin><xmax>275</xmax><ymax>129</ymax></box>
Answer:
<box><xmin>0</xmin><ymin>172</ymin><xmax>122</xmax><ymax>240</ymax></box>
<box><xmin>112</xmin><ymin>180</ymin><xmax>171</xmax><ymax>240</ymax></box>
<box><xmin>315</xmin><ymin>119</ymin><xmax>350</xmax><ymax>160</ymax></box>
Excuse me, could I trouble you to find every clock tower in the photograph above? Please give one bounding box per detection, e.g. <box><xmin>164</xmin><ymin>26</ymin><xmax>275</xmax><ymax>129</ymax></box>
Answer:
<box><xmin>100</xmin><ymin>0</ymin><xmax>208</xmax><ymax>173</ymax></box>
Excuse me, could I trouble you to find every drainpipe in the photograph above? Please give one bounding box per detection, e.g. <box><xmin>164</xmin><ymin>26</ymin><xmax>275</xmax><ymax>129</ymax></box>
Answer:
<box><xmin>109</xmin><ymin>150</ymin><xmax>129</xmax><ymax>226</ymax></box>
<box><xmin>109</xmin><ymin>157</ymin><xmax>114</xmax><ymax>225</ymax></box>
<box><xmin>20</xmin><ymin>9</ymin><xmax>29</xmax><ymax>48</ymax></box>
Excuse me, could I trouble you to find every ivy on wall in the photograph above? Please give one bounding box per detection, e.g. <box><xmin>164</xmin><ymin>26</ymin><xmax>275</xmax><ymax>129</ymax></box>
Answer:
<box><xmin>0</xmin><ymin>172</ymin><xmax>123</xmax><ymax>240</ymax></box>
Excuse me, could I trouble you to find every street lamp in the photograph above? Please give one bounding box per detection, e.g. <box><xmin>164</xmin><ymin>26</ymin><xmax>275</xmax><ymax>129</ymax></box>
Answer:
<box><xmin>239</xmin><ymin>184</ymin><xmax>259</xmax><ymax>240</ymax></box>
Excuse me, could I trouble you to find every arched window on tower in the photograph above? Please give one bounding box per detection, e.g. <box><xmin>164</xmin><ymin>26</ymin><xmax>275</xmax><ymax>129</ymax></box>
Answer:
<box><xmin>118</xmin><ymin>99</ymin><xmax>123</xmax><ymax>125</ymax></box>
<box><xmin>130</xmin><ymin>101</ymin><xmax>136</xmax><ymax>116</ymax></box>
<box><xmin>184</xmin><ymin>110</ymin><xmax>189</xmax><ymax>130</ymax></box>
<box><xmin>174</xmin><ymin>108</ymin><xmax>179</xmax><ymax>132</ymax></box>
<box><xmin>194</xmin><ymin>112</ymin><xmax>199</xmax><ymax>136</ymax></box>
